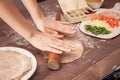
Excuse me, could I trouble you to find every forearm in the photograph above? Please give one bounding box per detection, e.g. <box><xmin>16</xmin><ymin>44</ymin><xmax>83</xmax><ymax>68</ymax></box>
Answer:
<box><xmin>21</xmin><ymin>0</ymin><xmax>46</xmax><ymax>22</ymax></box>
<box><xmin>21</xmin><ymin>0</ymin><xmax>76</xmax><ymax>34</ymax></box>
<box><xmin>0</xmin><ymin>0</ymin><xmax>38</xmax><ymax>40</ymax></box>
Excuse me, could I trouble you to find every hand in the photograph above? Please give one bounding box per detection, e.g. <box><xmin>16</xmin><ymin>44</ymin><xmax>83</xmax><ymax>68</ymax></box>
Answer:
<box><xmin>29</xmin><ymin>31</ymin><xmax>74</xmax><ymax>54</ymax></box>
<box><xmin>35</xmin><ymin>18</ymin><xmax>76</xmax><ymax>34</ymax></box>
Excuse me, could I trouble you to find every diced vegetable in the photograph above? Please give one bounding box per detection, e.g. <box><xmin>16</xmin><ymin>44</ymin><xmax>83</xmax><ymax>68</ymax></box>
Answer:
<box><xmin>85</xmin><ymin>25</ymin><xmax>111</xmax><ymax>35</ymax></box>
<box><xmin>93</xmin><ymin>15</ymin><xmax>119</xmax><ymax>28</ymax></box>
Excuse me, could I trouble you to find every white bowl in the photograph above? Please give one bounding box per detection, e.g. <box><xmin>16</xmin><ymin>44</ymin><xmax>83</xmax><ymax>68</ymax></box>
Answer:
<box><xmin>86</xmin><ymin>0</ymin><xmax>104</xmax><ymax>9</ymax></box>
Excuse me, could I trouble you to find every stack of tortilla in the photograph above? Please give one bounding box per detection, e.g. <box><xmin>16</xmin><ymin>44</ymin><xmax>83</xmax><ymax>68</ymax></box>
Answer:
<box><xmin>0</xmin><ymin>50</ymin><xmax>32</xmax><ymax>80</ymax></box>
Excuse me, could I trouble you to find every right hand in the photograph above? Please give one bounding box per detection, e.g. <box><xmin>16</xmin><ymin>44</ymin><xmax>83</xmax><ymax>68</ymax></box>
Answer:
<box><xmin>34</xmin><ymin>18</ymin><xmax>76</xmax><ymax>35</ymax></box>
<box><xmin>29</xmin><ymin>31</ymin><xmax>74</xmax><ymax>54</ymax></box>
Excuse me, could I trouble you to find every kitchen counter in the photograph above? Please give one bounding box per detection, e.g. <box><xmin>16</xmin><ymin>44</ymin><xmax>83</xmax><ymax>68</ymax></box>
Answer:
<box><xmin>0</xmin><ymin>0</ymin><xmax>120</xmax><ymax>80</ymax></box>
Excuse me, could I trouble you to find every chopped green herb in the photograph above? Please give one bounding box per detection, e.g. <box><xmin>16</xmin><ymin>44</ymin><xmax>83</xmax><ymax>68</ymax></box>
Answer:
<box><xmin>85</xmin><ymin>25</ymin><xmax>111</xmax><ymax>35</ymax></box>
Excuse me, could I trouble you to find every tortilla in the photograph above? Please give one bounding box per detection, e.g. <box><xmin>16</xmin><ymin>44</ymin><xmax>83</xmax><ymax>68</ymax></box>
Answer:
<box><xmin>61</xmin><ymin>38</ymin><xmax>84</xmax><ymax>63</ymax></box>
<box><xmin>0</xmin><ymin>50</ymin><xmax>32</xmax><ymax>80</ymax></box>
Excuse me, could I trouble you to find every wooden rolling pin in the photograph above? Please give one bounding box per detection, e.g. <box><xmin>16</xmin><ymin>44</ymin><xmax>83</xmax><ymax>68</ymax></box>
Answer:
<box><xmin>47</xmin><ymin>13</ymin><xmax>61</xmax><ymax>70</ymax></box>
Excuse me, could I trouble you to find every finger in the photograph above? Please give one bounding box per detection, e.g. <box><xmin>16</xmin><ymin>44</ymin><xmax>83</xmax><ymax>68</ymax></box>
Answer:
<box><xmin>61</xmin><ymin>21</ymin><xmax>70</xmax><ymax>25</ymax></box>
<box><xmin>57</xmin><ymin>40</ymin><xmax>75</xmax><ymax>50</ymax></box>
<box><xmin>50</xmin><ymin>43</ymin><xmax>72</xmax><ymax>52</ymax></box>
<box><xmin>44</xmin><ymin>47</ymin><xmax>62</xmax><ymax>54</ymax></box>
<box><xmin>56</xmin><ymin>25</ymin><xmax>76</xmax><ymax>34</ymax></box>
<box><xmin>50</xmin><ymin>39</ymin><xmax>75</xmax><ymax>52</ymax></box>
<box><xmin>51</xmin><ymin>34</ymin><xmax>64</xmax><ymax>38</ymax></box>
<box><xmin>46</xmin><ymin>28</ymin><xmax>58</xmax><ymax>34</ymax></box>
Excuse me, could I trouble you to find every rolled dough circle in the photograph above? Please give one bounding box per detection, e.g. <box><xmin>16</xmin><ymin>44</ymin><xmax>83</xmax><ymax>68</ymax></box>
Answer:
<box><xmin>61</xmin><ymin>38</ymin><xmax>84</xmax><ymax>63</ymax></box>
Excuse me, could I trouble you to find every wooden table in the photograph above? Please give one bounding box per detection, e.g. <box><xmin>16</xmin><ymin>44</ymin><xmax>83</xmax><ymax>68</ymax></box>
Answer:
<box><xmin>0</xmin><ymin>0</ymin><xmax>120</xmax><ymax>80</ymax></box>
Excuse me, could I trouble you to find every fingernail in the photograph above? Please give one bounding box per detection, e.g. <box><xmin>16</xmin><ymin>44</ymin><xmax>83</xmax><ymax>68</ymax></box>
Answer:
<box><xmin>60</xmin><ymin>35</ymin><xmax>64</xmax><ymax>37</ymax></box>
<box><xmin>72</xmin><ymin>30</ymin><xmax>76</xmax><ymax>33</ymax></box>
<box><xmin>71</xmin><ymin>27</ymin><xmax>75</xmax><ymax>29</ymax></box>
<box><xmin>72</xmin><ymin>45</ymin><xmax>75</xmax><ymax>48</ymax></box>
<box><xmin>55</xmin><ymin>32</ymin><xmax>58</xmax><ymax>34</ymax></box>
<box><xmin>73</xmin><ymin>30</ymin><xmax>76</xmax><ymax>32</ymax></box>
<box><xmin>67</xmin><ymin>49</ymin><xmax>71</xmax><ymax>52</ymax></box>
<box><xmin>57</xmin><ymin>51</ymin><xmax>62</xmax><ymax>54</ymax></box>
<box><xmin>72</xmin><ymin>47</ymin><xmax>76</xmax><ymax>51</ymax></box>
<box><xmin>71</xmin><ymin>45</ymin><xmax>75</xmax><ymax>50</ymax></box>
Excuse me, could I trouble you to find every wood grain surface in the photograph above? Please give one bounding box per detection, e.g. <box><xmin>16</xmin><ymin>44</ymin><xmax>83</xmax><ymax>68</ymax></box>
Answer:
<box><xmin>0</xmin><ymin>0</ymin><xmax>120</xmax><ymax>80</ymax></box>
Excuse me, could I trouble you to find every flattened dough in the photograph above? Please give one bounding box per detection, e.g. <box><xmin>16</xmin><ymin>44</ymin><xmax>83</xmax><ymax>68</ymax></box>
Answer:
<box><xmin>61</xmin><ymin>38</ymin><xmax>84</xmax><ymax>63</ymax></box>
<box><xmin>0</xmin><ymin>50</ymin><xmax>31</xmax><ymax>80</ymax></box>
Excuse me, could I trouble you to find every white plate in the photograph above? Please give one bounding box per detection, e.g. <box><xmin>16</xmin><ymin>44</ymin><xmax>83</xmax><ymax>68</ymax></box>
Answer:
<box><xmin>0</xmin><ymin>46</ymin><xmax>37</xmax><ymax>80</ymax></box>
<box><xmin>79</xmin><ymin>21</ymin><xmax>120</xmax><ymax>39</ymax></box>
<box><xmin>79</xmin><ymin>4</ymin><xmax>120</xmax><ymax>39</ymax></box>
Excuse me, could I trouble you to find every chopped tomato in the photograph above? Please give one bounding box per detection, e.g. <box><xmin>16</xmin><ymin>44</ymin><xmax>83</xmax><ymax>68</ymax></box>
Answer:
<box><xmin>92</xmin><ymin>15</ymin><xmax>119</xmax><ymax>28</ymax></box>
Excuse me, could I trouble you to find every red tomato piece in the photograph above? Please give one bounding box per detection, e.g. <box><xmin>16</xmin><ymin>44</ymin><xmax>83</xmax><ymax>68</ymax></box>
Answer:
<box><xmin>92</xmin><ymin>15</ymin><xmax>119</xmax><ymax>28</ymax></box>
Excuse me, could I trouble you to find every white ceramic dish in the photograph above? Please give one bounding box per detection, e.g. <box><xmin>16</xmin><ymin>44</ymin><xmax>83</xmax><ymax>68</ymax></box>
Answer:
<box><xmin>79</xmin><ymin>3</ymin><xmax>120</xmax><ymax>39</ymax></box>
<box><xmin>0</xmin><ymin>47</ymin><xmax>37</xmax><ymax>80</ymax></box>
<box><xmin>79</xmin><ymin>21</ymin><xmax>120</xmax><ymax>39</ymax></box>
<box><xmin>86</xmin><ymin>0</ymin><xmax>104</xmax><ymax>9</ymax></box>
